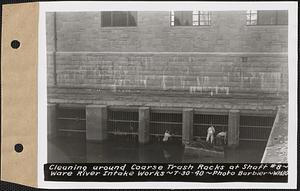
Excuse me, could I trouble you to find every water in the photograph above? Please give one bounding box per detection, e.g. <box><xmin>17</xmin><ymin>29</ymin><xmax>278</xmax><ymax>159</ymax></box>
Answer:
<box><xmin>48</xmin><ymin>134</ymin><xmax>267</xmax><ymax>163</ymax></box>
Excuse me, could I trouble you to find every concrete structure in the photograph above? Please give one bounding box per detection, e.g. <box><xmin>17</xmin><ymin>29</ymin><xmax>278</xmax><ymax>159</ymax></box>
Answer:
<box><xmin>47</xmin><ymin>104</ymin><xmax>57</xmax><ymax>138</ymax></box>
<box><xmin>46</xmin><ymin>11</ymin><xmax>288</xmax><ymax>97</ymax></box>
<box><xmin>46</xmin><ymin>11</ymin><xmax>288</xmax><ymax>147</ymax></box>
<box><xmin>138</xmin><ymin>107</ymin><xmax>150</xmax><ymax>144</ymax></box>
<box><xmin>86</xmin><ymin>105</ymin><xmax>107</xmax><ymax>141</ymax></box>
<box><xmin>182</xmin><ymin>109</ymin><xmax>193</xmax><ymax>144</ymax></box>
<box><xmin>228</xmin><ymin>110</ymin><xmax>240</xmax><ymax>148</ymax></box>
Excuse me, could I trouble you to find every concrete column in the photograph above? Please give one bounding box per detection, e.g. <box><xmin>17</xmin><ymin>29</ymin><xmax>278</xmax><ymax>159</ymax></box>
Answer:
<box><xmin>138</xmin><ymin>107</ymin><xmax>150</xmax><ymax>144</ymax></box>
<box><xmin>182</xmin><ymin>108</ymin><xmax>193</xmax><ymax>145</ymax></box>
<box><xmin>86</xmin><ymin>105</ymin><xmax>107</xmax><ymax>142</ymax></box>
<box><xmin>47</xmin><ymin>104</ymin><xmax>57</xmax><ymax>138</ymax></box>
<box><xmin>228</xmin><ymin>110</ymin><xmax>240</xmax><ymax>148</ymax></box>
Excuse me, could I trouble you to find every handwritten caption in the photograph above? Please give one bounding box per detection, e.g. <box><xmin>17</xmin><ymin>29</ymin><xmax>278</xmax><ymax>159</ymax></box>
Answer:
<box><xmin>44</xmin><ymin>163</ymin><xmax>288</xmax><ymax>182</ymax></box>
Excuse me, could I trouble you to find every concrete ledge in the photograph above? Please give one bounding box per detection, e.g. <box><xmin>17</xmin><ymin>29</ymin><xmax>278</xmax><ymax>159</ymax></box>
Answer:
<box><xmin>48</xmin><ymin>97</ymin><xmax>280</xmax><ymax>112</ymax></box>
<box><xmin>261</xmin><ymin>105</ymin><xmax>288</xmax><ymax>163</ymax></box>
<box><xmin>55</xmin><ymin>51</ymin><xmax>288</xmax><ymax>56</ymax></box>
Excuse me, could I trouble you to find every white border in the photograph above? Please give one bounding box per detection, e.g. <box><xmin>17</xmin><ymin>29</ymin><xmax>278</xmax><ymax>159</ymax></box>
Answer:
<box><xmin>38</xmin><ymin>1</ymin><xmax>298</xmax><ymax>189</ymax></box>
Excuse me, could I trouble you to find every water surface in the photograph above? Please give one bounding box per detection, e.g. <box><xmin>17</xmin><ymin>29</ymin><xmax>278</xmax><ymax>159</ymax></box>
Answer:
<box><xmin>48</xmin><ymin>134</ymin><xmax>267</xmax><ymax>163</ymax></box>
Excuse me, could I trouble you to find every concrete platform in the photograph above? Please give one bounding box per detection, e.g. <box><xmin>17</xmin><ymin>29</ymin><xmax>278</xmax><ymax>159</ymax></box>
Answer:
<box><xmin>47</xmin><ymin>87</ymin><xmax>285</xmax><ymax>112</ymax></box>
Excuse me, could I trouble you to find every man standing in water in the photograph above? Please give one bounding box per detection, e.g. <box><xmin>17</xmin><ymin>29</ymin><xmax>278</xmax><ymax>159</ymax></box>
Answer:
<box><xmin>163</xmin><ymin>130</ymin><xmax>171</xmax><ymax>142</ymax></box>
<box><xmin>162</xmin><ymin>130</ymin><xmax>172</xmax><ymax>161</ymax></box>
<box><xmin>206</xmin><ymin>124</ymin><xmax>215</xmax><ymax>144</ymax></box>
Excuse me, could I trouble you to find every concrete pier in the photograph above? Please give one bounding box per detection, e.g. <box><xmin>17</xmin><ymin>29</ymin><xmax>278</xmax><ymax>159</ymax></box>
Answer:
<box><xmin>182</xmin><ymin>108</ymin><xmax>193</xmax><ymax>145</ymax></box>
<box><xmin>47</xmin><ymin>104</ymin><xmax>57</xmax><ymax>138</ymax></box>
<box><xmin>138</xmin><ymin>107</ymin><xmax>150</xmax><ymax>144</ymax></box>
<box><xmin>86</xmin><ymin>105</ymin><xmax>107</xmax><ymax>142</ymax></box>
<box><xmin>228</xmin><ymin>110</ymin><xmax>240</xmax><ymax>148</ymax></box>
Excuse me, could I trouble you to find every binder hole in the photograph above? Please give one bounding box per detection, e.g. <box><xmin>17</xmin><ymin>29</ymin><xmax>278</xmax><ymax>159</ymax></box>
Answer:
<box><xmin>11</xmin><ymin>40</ymin><xmax>20</xmax><ymax>49</ymax></box>
<box><xmin>14</xmin><ymin>144</ymin><xmax>23</xmax><ymax>153</ymax></box>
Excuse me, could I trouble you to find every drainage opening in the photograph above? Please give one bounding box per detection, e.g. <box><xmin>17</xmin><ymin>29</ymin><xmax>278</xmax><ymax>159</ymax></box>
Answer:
<box><xmin>107</xmin><ymin>109</ymin><xmax>139</xmax><ymax>142</ymax></box>
<box><xmin>56</xmin><ymin>106</ymin><xmax>86</xmax><ymax>137</ymax></box>
<box><xmin>54</xmin><ymin>106</ymin><xmax>275</xmax><ymax>145</ymax></box>
<box><xmin>150</xmin><ymin>112</ymin><xmax>182</xmax><ymax>142</ymax></box>
<box><xmin>240</xmin><ymin>115</ymin><xmax>275</xmax><ymax>142</ymax></box>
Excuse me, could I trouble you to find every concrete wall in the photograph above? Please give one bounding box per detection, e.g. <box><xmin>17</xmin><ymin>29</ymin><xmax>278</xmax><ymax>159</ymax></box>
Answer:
<box><xmin>52</xmin><ymin>52</ymin><xmax>287</xmax><ymax>95</ymax></box>
<box><xmin>46</xmin><ymin>11</ymin><xmax>288</xmax><ymax>102</ymax></box>
<box><xmin>47</xmin><ymin>11</ymin><xmax>288</xmax><ymax>52</ymax></box>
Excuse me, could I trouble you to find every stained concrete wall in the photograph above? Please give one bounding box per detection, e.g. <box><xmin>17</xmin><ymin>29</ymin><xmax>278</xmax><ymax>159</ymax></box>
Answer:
<box><xmin>48</xmin><ymin>11</ymin><xmax>288</xmax><ymax>52</ymax></box>
<box><xmin>46</xmin><ymin>11</ymin><xmax>288</xmax><ymax>101</ymax></box>
<box><xmin>52</xmin><ymin>53</ymin><xmax>287</xmax><ymax>95</ymax></box>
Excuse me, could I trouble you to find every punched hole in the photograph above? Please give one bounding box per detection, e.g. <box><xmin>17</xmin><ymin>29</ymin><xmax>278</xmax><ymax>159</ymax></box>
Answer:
<box><xmin>11</xmin><ymin>40</ymin><xmax>21</xmax><ymax>49</ymax></box>
<box><xmin>14</xmin><ymin>143</ymin><xmax>23</xmax><ymax>153</ymax></box>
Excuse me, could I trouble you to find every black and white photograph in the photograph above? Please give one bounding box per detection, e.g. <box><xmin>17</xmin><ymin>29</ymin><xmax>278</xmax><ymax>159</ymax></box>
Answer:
<box><xmin>40</xmin><ymin>1</ymin><xmax>297</xmax><ymax>188</ymax></box>
<box><xmin>46</xmin><ymin>8</ymin><xmax>288</xmax><ymax>163</ymax></box>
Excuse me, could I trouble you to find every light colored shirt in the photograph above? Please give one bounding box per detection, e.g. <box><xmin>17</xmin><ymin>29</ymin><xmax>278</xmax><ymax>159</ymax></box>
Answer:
<box><xmin>163</xmin><ymin>132</ymin><xmax>171</xmax><ymax>142</ymax></box>
<box><xmin>207</xmin><ymin>126</ymin><xmax>215</xmax><ymax>134</ymax></box>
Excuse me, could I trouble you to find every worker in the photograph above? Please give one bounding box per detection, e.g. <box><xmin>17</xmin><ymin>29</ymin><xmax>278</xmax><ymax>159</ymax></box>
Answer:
<box><xmin>206</xmin><ymin>125</ymin><xmax>215</xmax><ymax>144</ymax></box>
<box><xmin>163</xmin><ymin>130</ymin><xmax>172</xmax><ymax>143</ymax></box>
<box><xmin>216</xmin><ymin>131</ymin><xmax>227</xmax><ymax>145</ymax></box>
<box><xmin>162</xmin><ymin>129</ymin><xmax>172</xmax><ymax>161</ymax></box>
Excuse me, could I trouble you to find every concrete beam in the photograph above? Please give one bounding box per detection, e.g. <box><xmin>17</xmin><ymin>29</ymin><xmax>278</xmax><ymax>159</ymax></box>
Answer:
<box><xmin>182</xmin><ymin>108</ymin><xmax>193</xmax><ymax>145</ymax></box>
<box><xmin>138</xmin><ymin>107</ymin><xmax>150</xmax><ymax>144</ymax></box>
<box><xmin>47</xmin><ymin>104</ymin><xmax>57</xmax><ymax>138</ymax></box>
<box><xmin>86</xmin><ymin>105</ymin><xmax>107</xmax><ymax>142</ymax></box>
<box><xmin>228</xmin><ymin>109</ymin><xmax>240</xmax><ymax>148</ymax></box>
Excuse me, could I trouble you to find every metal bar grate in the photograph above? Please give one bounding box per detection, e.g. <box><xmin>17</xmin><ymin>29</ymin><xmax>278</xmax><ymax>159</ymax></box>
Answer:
<box><xmin>193</xmin><ymin>114</ymin><xmax>228</xmax><ymax>139</ymax></box>
<box><xmin>240</xmin><ymin>116</ymin><xmax>274</xmax><ymax>141</ymax></box>
<box><xmin>107</xmin><ymin>110</ymin><xmax>139</xmax><ymax>142</ymax></box>
<box><xmin>149</xmin><ymin>112</ymin><xmax>182</xmax><ymax>142</ymax></box>
<box><xmin>56</xmin><ymin>107</ymin><xmax>86</xmax><ymax>135</ymax></box>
